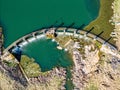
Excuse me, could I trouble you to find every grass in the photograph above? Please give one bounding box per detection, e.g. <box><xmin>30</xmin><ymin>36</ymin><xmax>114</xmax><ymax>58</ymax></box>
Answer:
<box><xmin>94</xmin><ymin>40</ymin><xmax>102</xmax><ymax>49</ymax></box>
<box><xmin>98</xmin><ymin>52</ymin><xmax>107</xmax><ymax>66</ymax></box>
<box><xmin>26</xmin><ymin>76</ymin><xmax>64</xmax><ymax>90</ymax></box>
<box><xmin>65</xmin><ymin>66</ymin><xmax>74</xmax><ymax>90</ymax></box>
<box><xmin>55</xmin><ymin>35</ymin><xmax>72</xmax><ymax>47</ymax></box>
<box><xmin>85</xmin><ymin>82</ymin><xmax>98</xmax><ymax>90</ymax></box>
<box><xmin>20</xmin><ymin>55</ymin><xmax>41</xmax><ymax>78</ymax></box>
<box><xmin>3</xmin><ymin>59</ymin><xmax>17</xmax><ymax>67</ymax></box>
<box><xmin>84</xmin><ymin>0</ymin><xmax>115</xmax><ymax>45</ymax></box>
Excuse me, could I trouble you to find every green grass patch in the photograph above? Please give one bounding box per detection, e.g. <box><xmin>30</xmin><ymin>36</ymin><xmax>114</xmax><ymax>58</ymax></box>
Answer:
<box><xmin>3</xmin><ymin>60</ymin><xmax>17</xmax><ymax>67</ymax></box>
<box><xmin>94</xmin><ymin>40</ymin><xmax>102</xmax><ymax>49</ymax></box>
<box><xmin>85</xmin><ymin>82</ymin><xmax>98</xmax><ymax>90</ymax></box>
<box><xmin>20</xmin><ymin>55</ymin><xmax>41</xmax><ymax>78</ymax></box>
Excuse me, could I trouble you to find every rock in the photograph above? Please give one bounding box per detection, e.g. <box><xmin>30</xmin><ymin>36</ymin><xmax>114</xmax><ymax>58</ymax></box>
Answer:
<box><xmin>83</xmin><ymin>47</ymin><xmax>100</xmax><ymax>74</ymax></box>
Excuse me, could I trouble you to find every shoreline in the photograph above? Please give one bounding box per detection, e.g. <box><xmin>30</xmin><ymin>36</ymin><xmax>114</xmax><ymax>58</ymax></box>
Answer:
<box><xmin>1</xmin><ymin>0</ymin><xmax>120</xmax><ymax>89</ymax></box>
<box><xmin>0</xmin><ymin>27</ymin><xmax>3</xmax><ymax>57</ymax></box>
<box><xmin>4</xmin><ymin>27</ymin><xmax>117</xmax><ymax>55</ymax></box>
<box><xmin>84</xmin><ymin>0</ymin><xmax>115</xmax><ymax>45</ymax></box>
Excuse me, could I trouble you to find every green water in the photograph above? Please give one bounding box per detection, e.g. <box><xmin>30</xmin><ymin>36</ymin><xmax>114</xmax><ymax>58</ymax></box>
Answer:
<box><xmin>0</xmin><ymin>0</ymin><xmax>100</xmax><ymax>89</ymax></box>
<box><xmin>22</xmin><ymin>38</ymin><xmax>73</xmax><ymax>71</ymax></box>
<box><xmin>65</xmin><ymin>67</ymin><xmax>74</xmax><ymax>90</ymax></box>
<box><xmin>0</xmin><ymin>0</ymin><xmax>99</xmax><ymax>47</ymax></box>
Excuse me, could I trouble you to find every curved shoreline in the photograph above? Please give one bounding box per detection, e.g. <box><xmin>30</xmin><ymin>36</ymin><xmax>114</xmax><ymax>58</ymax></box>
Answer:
<box><xmin>4</xmin><ymin>27</ymin><xmax>117</xmax><ymax>53</ymax></box>
<box><xmin>84</xmin><ymin>0</ymin><xmax>115</xmax><ymax>44</ymax></box>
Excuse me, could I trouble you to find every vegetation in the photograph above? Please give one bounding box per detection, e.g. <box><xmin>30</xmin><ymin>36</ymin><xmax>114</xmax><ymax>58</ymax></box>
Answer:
<box><xmin>26</xmin><ymin>76</ymin><xmax>64</xmax><ymax>90</ymax></box>
<box><xmin>46</xmin><ymin>34</ymin><xmax>54</xmax><ymax>39</ymax></box>
<box><xmin>3</xmin><ymin>60</ymin><xmax>17</xmax><ymax>67</ymax></box>
<box><xmin>20</xmin><ymin>55</ymin><xmax>41</xmax><ymax>78</ymax></box>
<box><xmin>65</xmin><ymin>66</ymin><xmax>74</xmax><ymax>90</ymax></box>
<box><xmin>55</xmin><ymin>35</ymin><xmax>72</xmax><ymax>47</ymax></box>
<box><xmin>94</xmin><ymin>40</ymin><xmax>102</xmax><ymax>49</ymax></box>
<box><xmin>98</xmin><ymin>51</ymin><xmax>108</xmax><ymax>66</ymax></box>
<box><xmin>84</xmin><ymin>0</ymin><xmax>115</xmax><ymax>44</ymax></box>
<box><xmin>85</xmin><ymin>82</ymin><xmax>98</xmax><ymax>90</ymax></box>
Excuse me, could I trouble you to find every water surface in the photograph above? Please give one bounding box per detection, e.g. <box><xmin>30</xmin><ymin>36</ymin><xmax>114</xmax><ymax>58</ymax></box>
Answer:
<box><xmin>22</xmin><ymin>38</ymin><xmax>73</xmax><ymax>71</ymax></box>
<box><xmin>0</xmin><ymin>0</ymin><xmax>99</xmax><ymax>47</ymax></box>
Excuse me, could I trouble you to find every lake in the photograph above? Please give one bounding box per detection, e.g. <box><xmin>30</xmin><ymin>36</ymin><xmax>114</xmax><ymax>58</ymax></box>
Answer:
<box><xmin>0</xmin><ymin>0</ymin><xmax>100</xmax><ymax>47</ymax></box>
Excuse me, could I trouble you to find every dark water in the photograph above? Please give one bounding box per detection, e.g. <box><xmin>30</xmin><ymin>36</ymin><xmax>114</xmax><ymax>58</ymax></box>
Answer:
<box><xmin>0</xmin><ymin>0</ymin><xmax>99</xmax><ymax>47</ymax></box>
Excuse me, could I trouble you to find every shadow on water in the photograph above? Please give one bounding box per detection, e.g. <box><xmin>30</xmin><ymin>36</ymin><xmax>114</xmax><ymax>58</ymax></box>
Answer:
<box><xmin>9</xmin><ymin>46</ymin><xmax>22</xmax><ymax>62</ymax></box>
<box><xmin>77</xmin><ymin>24</ymin><xmax>86</xmax><ymax>30</ymax></box>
